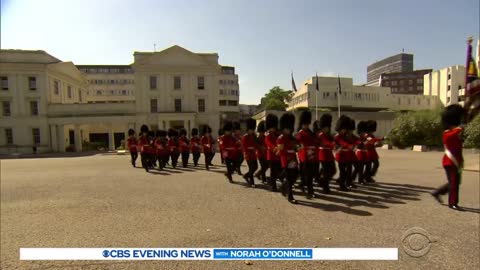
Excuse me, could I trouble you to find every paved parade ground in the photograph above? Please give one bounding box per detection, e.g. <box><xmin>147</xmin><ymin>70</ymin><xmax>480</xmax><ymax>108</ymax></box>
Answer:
<box><xmin>1</xmin><ymin>149</ymin><xmax>479</xmax><ymax>269</ymax></box>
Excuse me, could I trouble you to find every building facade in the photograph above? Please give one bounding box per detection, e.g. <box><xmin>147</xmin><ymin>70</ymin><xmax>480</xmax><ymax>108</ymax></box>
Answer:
<box><xmin>423</xmin><ymin>65</ymin><xmax>466</xmax><ymax>106</ymax></box>
<box><xmin>0</xmin><ymin>46</ymin><xmax>240</xmax><ymax>154</ymax></box>
<box><xmin>367</xmin><ymin>53</ymin><xmax>414</xmax><ymax>85</ymax></box>
<box><xmin>380</xmin><ymin>69</ymin><xmax>432</xmax><ymax>95</ymax></box>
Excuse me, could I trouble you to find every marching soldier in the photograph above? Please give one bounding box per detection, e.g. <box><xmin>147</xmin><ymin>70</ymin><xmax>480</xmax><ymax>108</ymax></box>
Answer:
<box><xmin>200</xmin><ymin>125</ymin><xmax>215</xmax><ymax>170</ymax></box>
<box><xmin>218</xmin><ymin>128</ymin><xmax>225</xmax><ymax>164</ymax></box>
<box><xmin>137</xmin><ymin>125</ymin><xmax>151</xmax><ymax>172</ymax></box>
<box><xmin>233</xmin><ymin>121</ymin><xmax>243</xmax><ymax>175</ymax></box>
<box><xmin>316</xmin><ymin>114</ymin><xmax>336</xmax><ymax>194</ymax></box>
<box><xmin>296</xmin><ymin>110</ymin><xmax>318</xmax><ymax>199</ymax></box>
<box><xmin>147</xmin><ymin>130</ymin><xmax>156</xmax><ymax>169</ymax></box>
<box><xmin>346</xmin><ymin>118</ymin><xmax>359</xmax><ymax>189</ymax></box>
<box><xmin>334</xmin><ymin>115</ymin><xmax>353</xmax><ymax>191</ymax></box>
<box><xmin>168</xmin><ymin>128</ymin><xmax>180</xmax><ymax>169</ymax></box>
<box><xmin>179</xmin><ymin>128</ymin><xmax>190</xmax><ymax>168</ymax></box>
<box><xmin>352</xmin><ymin>121</ymin><xmax>368</xmax><ymax>185</ymax></box>
<box><xmin>431</xmin><ymin>104</ymin><xmax>465</xmax><ymax>210</ymax></box>
<box><xmin>265</xmin><ymin>114</ymin><xmax>280</xmax><ymax>192</ymax></box>
<box><xmin>365</xmin><ymin>120</ymin><xmax>383</xmax><ymax>183</ymax></box>
<box><xmin>127</xmin><ymin>128</ymin><xmax>138</xmax><ymax>167</ymax></box>
<box><xmin>242</xmin><ymin>118</ymin><xmax>259</xmax><ymax>187</ymax></box>
<box><xmin>190</xmin><ymin>128</ymin><xmax>201</xmax><ymax>167</ymax></box>
<box><xmin>154</xmin><ymin>130</ymin><xmax>169</xmax><ymax>170</ymax></box>
<box><xmin>277</xmin><ymin>113</ymin><xmax>299</xmax><ymax>204</ymax></box>
<box><xmin>219</xmin><ymin>121</ymin><xmax>237</xmax><ymax>183</ymax></box>
<box><xmin>254</xmin><ymin>120</ymin><xmax>268</xmax><ymax>184</ymax></box>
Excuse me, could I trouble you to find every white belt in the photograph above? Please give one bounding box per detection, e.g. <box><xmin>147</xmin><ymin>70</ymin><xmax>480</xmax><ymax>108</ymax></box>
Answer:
<box><xmin>319</xmin><ymin>147</ymin><xmax>331</xmax><ymax>150</ymax></box>
<box><xmin>286</xmin><ymin>150</ymin><xmax>295</xmax><ymax>153</ymax></box>
<box><xmin>444</xmin><ymin>146</ymin><xmax>460</xmax><ymax>168</ymax></box>
<box><xmin>247</xmin><ymin>147</ymin><xmax>255</xmax><ymax>150</ymax></box>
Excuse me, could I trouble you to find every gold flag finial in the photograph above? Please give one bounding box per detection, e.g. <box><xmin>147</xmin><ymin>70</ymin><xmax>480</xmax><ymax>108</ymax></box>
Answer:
<box><xmin>467</xmin><ymin>36</ymin><xmax>473</xmax><ymax>44</ymax></box>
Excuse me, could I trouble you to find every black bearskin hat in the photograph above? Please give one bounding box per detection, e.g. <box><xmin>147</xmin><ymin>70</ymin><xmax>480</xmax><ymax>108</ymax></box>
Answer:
<box><xmin>348</xmin><ymin>118</ymin><xmax>356</xmax><ymax>131</ymax></box>
<box><xmin>218</xmin><ymin>128</ymin><xmax>224</xmax><ymax>136</ymax></box>
<box><xmin>179</xmin><ymin>128</ymin><xmax>187</xmax><ymax>136</ymax></box>
<box><xmin>202</xmin><ymin>125</ymin><xmax>212</xmax><ymax>135</ymax></box>
<box><xmin>246</xmin><ymin>118</ymin><xmax>257</xmax><ymax>131</ymax></box>
<box><xmin>158</xmin><ymin>130</ymin><xmax>167</xmax><ymax>137</ymax></box>
<box><xmin>299</xmin><ymin>110</ymin><xmax>312</xmax><ymax>126</ymax></box>
<box><xmin>442</xmin><ymin>104</ymin><xmax>464</xmax><ymax>129</ymax></box>
<box><xmin>168</xmin><ymin>128</ymin><xmax>177</xmax><ymax>137</ymax></box>
<box><xmin>319</xmin><ymin>113</ymin><xmax>332</xmax><ymax>129</ymax></box>
<box><xmin>312</xmin><ymin>120</ymin><xmax>321</xmax><ymax>132</ymax></box>
<box><xmin>223</xmin><ymin>121</ymin><xmax>233</xmax><ymax>132</ymax></box>
<box><xmin>128</xmin><ymin>128</ymin><xmax>135</xmax><ymax>136</ymax></box>
<box><xmin>233</xmin><ymin>121</ymin><xmax>241</xmax><ymax>131</ymax></box>
<box><xmin>257</xmin><ymin>120</ymin><xmax>266</xmax><ymax>133</ymax></box>
<box><xmin>357</xmin><ymin>121</ymin><xmax>367</xmax><ymax>134</ymax></box>
<box><xmin>140</xmin><ymin>124</ymin><xmax>149</xmax><ymax>134</ymax></box>
<box><xmin>366</xmin><ymin>120</ymin><xmax>377</xmax><ymax>133</ymax></box>
<box><xmin>280</xmin><ymin>113</ymin><xmax>295</xmax><ymax>131</ymax></box>
<box><xmin>265</xmin><ymin>114</ymin><xmax>278</xmax><ymax>130</ymax></box>
<box><xmin>191</xmin><ymin>128</ymin><xmax>199</xmax><ymax>136</ymax></box>
<box><xmin>147</xmin><ymin>130</ymin><xmax>155</xmax><ymax>137</ymax></box>
<box><xmin>335</xmin><ymin>115</ymin><xmax>350</xmax><ymax>132</ymax></box>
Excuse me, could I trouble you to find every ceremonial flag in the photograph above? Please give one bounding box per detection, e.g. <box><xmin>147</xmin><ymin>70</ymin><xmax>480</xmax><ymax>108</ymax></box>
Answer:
<box><xmin>315</xmin><ymin>73</ymin><xmax>319</xmax><ymax>91</ymax></box>
<box><xmin>291</xmin><ymin>73</ymin><xmax>298</xmax><ymax>92</ymax></box>
<box><xmin>337</xmin><ymin>75</ymin><xmax>342</xmax><ymax>94</ymax></box>
<box><xmin>465</xmin><ymin>37</ymin><xmax>479</xmax><ymax>95</ymax></box>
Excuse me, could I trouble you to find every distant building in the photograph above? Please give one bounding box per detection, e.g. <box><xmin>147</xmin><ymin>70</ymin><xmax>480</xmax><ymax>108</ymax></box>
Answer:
<box><xmin>380</xmin><ymin>69</ymin><xmax>432</xmax><ymax>95</ymax></box>
<box><xmin>423</xmin><ymin>65</ymin><xmax>466</xmax><ymax>106</ymax></box>
<box><xmin>367</xmin><ymin>53</ymin><xmax>413</xmax><ymax>85</ymax></box>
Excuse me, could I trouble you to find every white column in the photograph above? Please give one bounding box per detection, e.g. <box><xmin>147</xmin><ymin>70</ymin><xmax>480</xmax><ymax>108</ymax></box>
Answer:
<box><xmin>74</xmin><ymin>125</ymin><xmax>82</xmax><ymax>152</ymax></box>
<box><xmin>57</xmin><ymin>125</ymin><xmax>66</xmax><ymax>152</ymax></box>
<box><xmin>108</xmin><ymin>128</ymin><xmax>115</xmax><ymax>151</ymax></box>
<box><xmin>50</xmin><ymin>125</ymin><xmax>58</xmax><ymax>152</ymax></box>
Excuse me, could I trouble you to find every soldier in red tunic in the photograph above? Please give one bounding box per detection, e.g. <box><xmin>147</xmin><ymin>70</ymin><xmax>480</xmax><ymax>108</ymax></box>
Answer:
<box><xmin>242</xmin><ymin>119</ymin><xmax>258</xmax><ymax>187</ymax></box>
<box><xmin>431</xmin><ymin>104</ymin><xmax>465</xmax><ymax>210</ymax></box>
<box><xmin>334</xmin><ymin>115</ymin><xmax>353</xmax><ymax>191</ymax></box>
<box><xmin>127</xmin><ymin>128</ymin><xmax>138</xmax><ymax>167</ymax></box>
<box><xmin>364</xmin><ymin>120</ymin><xmax>383</xmax><ymax>183</ymax></box>
<box><xmin>167</xmin><ymin>128</ymin><xmax>180</xmax><ymax>169</ymax></box>
<box><xmin>179</xmin><ymin>128</ymin><xmax>190</xmax><ymax>168</ymax></box>
<box><xmin>277</xmin><ymin>113</ymin><xmax>298</xmax><ymax>204</ymax></box>
<box><xmin>218</xmin><ymin>129</ymin><xmax>225</xmax><ymax>164</ymax></box>
<box><xmin>316</xmin><ymin>114</ymin><xmax>336</xmax><ymax>194</ymax></box>
<box><xmin>265</xmin><ymin>114</ymin><xmax>280</xmax><ymax>192</ymax></box>
<box><xmin>154</xmin><ymin>130</ymin><xmax>169</xmax><ymax>170</ymax></box>
<box><xmin>352</xmin><ymin>121</ymin><xmax>368</xmax><ymax>185</ymax></box>
<box><xmin>219</xmin><ymin>121</ymin><xmax>237</xmax><ymax>182</ymax></box>
<box><xmin>147</xmin><ymin>130</ymin><xmax>156</xmax><ymax>169</ymax></box>
<box><xmin>296</xmin><ymin>110</ymin><xmax>318</xmax><ymax>199</ymax></box>
<box><xmin>137</xmin><ymin>125</ymin><xmax>151</xmax><ymax>172</ymax></box>
<box><xmin>200</xmin><ymin>126</ymin><xmax>215</xmax><ymax>170</ymax></box>
<box><xmin>254</xmin><ymin>120</ymin><xmax>268</xmax><ymax>184</ymax></box>
<box><xmin>346</xmin><ymin>118</ymin><xmax>359</xmax><ymax>189</ymax></box>
<box><xmin>190</xmin><ymin>128</ymin><xmax>201</xmax><ymax>167</ymax></box>
<box><xmin>233</xmin><ymin>121</ymin><xmax>243</xmax><ymax>175</ymax></box>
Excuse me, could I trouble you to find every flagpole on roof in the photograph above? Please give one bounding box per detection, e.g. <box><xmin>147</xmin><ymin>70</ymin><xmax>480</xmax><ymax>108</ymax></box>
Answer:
<box><xmin>315</xmin><ymin>72</ymin><xmax>319</xmax><ymax>121</ymax></box>
<box><xmin>337</xmin><ymin>74</ymin><xmax>341</xmax><ymax>119</ymax></box>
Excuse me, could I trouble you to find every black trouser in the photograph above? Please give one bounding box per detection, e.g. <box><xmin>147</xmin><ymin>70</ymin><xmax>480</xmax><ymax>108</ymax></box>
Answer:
<box><xmin>256</xmin><ymin>158</ymin><xmax>268</xmax><ymax>181</ymax></box>
<box><xmin>225</xmin><ymin>158</ymin><xmax>236</xmax><ymax>176</ymax></box>
<box><xmin>352</xmin><ymin>161</ymin><xmax>366</xmax><ymax>183</ymax></box>
<box><xmin>205</xmin><ymin>152</ymin><xmax>214</xmax><ymax>169</ymax></box>
<box><xmin>130</xmin><ymin>151</ymin><xmax>138</xmax><ymax>166</ymax></box>
<box><xmin>170</xmin><ymin>152</ymin><xmax>179</xmax><ymax>168</ymax></box>
<box><xmin>371</xmin><ymin>159</ymin><xmax>379</xmax><ymax>177</ymax></box>
<box><xmin>299</xmin><ymin>162</ymin><xmax>305</xmax><ymax>187</ymax></box>
<box><xmin>157</xmin><ymin>154</ymin><xmax>166</xmax><ymax>170</ymax></box>
<box><xmin>140</xmin><ymin>153</ymin><xmax>149</xmax><ymax>171</ymax></box>
<box><xmin>320</xmin><ymin>161</ymin><xmax>336</xmax><ymax>190</ymax></box>
<box><xmin>338</xmin><ymin>162</ymin><xmax>352</xmax><ymax>190</ymax></box>
<box><xmin>433</xmin><ymin>166</ymin><xmax>461</xmax><ymax>206</ymax></box>
<box><xmin>236</xmin><ymin>155</ymin><xmax>244</xmax><ymax>174</ymax></box>
<box><xmin>181</xmin><ymin>151</ymin><xmax>189</xmax><ymax>168</ymax></box>
<box><xmin>282</xmin><ymin>168</ymin><xmax>298</xmax><ymax>200</ymax></box>
<box><xmin>269</xmin><ymin>160</ymin><xmax>281</xmax><ymax>191</ymax></box>
<box><xmin>192</xmin><ymin>152</ymin><xmax>200</xmax><ymax>166</ymax></box>
<box><xmin>302</xmin><ymin>162</ymin><xmax>317</xmax><ymax>195</ymax></box>
<box><xmin>246</xmin><ymin>160</ymin><xmax>258</xmax><ymax>185</ymax></box>
<box><xmin>220</xmin><ymin>154</ymin><xmax>225</xmax><ymax>164</ymax></box>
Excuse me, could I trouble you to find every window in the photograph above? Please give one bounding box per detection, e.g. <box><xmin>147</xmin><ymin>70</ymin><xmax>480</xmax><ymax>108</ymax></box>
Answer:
<box><xmin>399</xmin><ymin>80</ymin><xmax>404</xmax><ymax>86</ymax></box>
<box><xmin>122</xmin><ymin>90</ymin><xmax>127</xmax><ymax>95</ymax></box>
<box><xmin>219</xmin><ymin>89</ymin><xmax>224</xmax><ymax>95</ymax></box>
<box><xmin>458</xmin><ymin>85</ymin><xmax>462</xmax><ymax>90</ymax></box>
<box><xmin>448</xmin><ymin>74</ymin><xmax>451</xmax><ymax>80</ymax></box>
<box><xmin>198</xmin><ymin>99</ymin><xmax>205</xmax><ymax>112</ymax></box>
<box><xmin>2</xmin><ymin>101</ymin><xmax>11</xmax><ymax>116</ymax></box>
<box><xmin>150</xmin><ymin>76</ymin><xmax>157</xmax><ymax>89</ymax></box>
<box><xmin>29</xmin><ymin>77</ymin><xmax>36</xmax><ymax>90</ymax></box>
<box><xmin>427</xmin><ymin>99</ymin><xmax>430</xmax><ymax>106</ymax></box>
<box><xmin>219</xmin><ymin>100</ymin><xmax>227</xmax><ymax>106</ymax></box>
<box><xmin>54</xmin><ymin>81</ymin><xmax>59</xmax><ymax>95</ymax></box>
<box><xmin>67</xmin><ymin>86</ymin><xmax>72</xmax><ymax>98</ymax></box>
<box><xmin>447</xmin><ymin>97</ymin><xmax>451</xmax><ymax>103</ymax></box>
<box><xmin>1</xmin><ymin>76</ymin><xmax>8</xmax><ymax>90</ymax></box>
<box><xmin>150</xmin><ymin>99</ymin><xmax>157</xmax><ymax>113</ymax></box>
<box><xmin>96</xmin><ymin>90</ymin><xmax>102</xmax><ymax>95</ymax></box>
<box><xmin>5</xmin><ymin>128</ymin><xmax>13</xmax><ymax>144</ymax></box>
<box><xmin>417</xmin><ymin>86</ymin><xmax>422</xmax><ymax>91</ymax></box>
<box><xmin>228</xmin><ymin>100</ymin><xmax>238</xmax><ymax>106</ymax></box>
<box><xmin>447</xmin><ymin>85</ymin><xmax>451</xmax><ymax>91</ymax></box>
<box><xmin>391</xmin><ymin>81</ymin><xmax>397</xmax><ymax>86</ymax></box>
<box><xmin>32</xmin><ymin>128</ymin><xmax>40</xmax><ymax>144</ymax></box>
<box><xmin>408</xmin><ymin>80</ymin><xmax>413</xmax><ymax>85</ymax></box>
<box><xmin>408</xmin><ymin>86</ymin><xmax>413</xmax><ymax>91</ymax></box>
<box><xmin>417</xmin><ymin>99</ymin><xmax>420</xmax><ymax>105</ymax></box>
<box><xmin>79</xmin><ymin>90</ymin><xmax>82</xmax><ymax>102</ymax></box>
<box><xmin>174</xmin><ymin>76</ymin><xmax>181</xmax><ymax>90</ymax></box>
<box><xmin>30</xmin><ymin>101</ymin><xmax>38</xmax><ymax>115</ymax></box>
<box><xmin>197</xmin><ymin>76</ymin><xmax>205</xmax><ymax>90</ymax></box>
<box><xmin>385</xmin><ymin>81</ymin><xmax>390</xmax><ymax>86</ymax></box>
<box><xmin>417</xmin><ymin>79</ymin><xmax>423</xmax><ymax>84</ymax></box>
<box><xmin>174</xmin><ymin>99</ymin><xmax>182</xmax><ymax>112</ymax></box>
<box><xmin>398</xmin><ymin>98</ymin><xmax>401</xmax><ymax>105</ymax></box>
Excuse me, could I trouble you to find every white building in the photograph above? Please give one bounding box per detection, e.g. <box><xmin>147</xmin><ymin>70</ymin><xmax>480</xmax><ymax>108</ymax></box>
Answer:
<box><xmin>423</xmin><ymin>65</ymin><xmax>466</xmax><ymax>106</ymax></box>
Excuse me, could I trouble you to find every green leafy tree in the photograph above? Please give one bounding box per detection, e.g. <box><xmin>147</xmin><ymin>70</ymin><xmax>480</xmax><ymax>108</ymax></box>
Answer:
<box><xmin>259</xmin><ymin>86</ymin><xmax>293</xmax><ymax>111</ymax></box>
<box><xmin>464</xmin><ymin>115</ymin><xmax>480</xmax><ymax>149</ymax></box>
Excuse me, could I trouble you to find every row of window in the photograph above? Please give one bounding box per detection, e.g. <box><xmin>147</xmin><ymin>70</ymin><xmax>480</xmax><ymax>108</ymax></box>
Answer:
<box><xmin>397</xmin><ymin>97</ymin><xmax>431</xmax><ymax>106</ymax></box>
<box><xmin>150</xmin><ymin>99</ymin><xmax>189</xmax><ymax>113</ymax></box>
<box><xmin>391</xmin><ymin>86</ymin><xmax>423</xmax><ymax>93</ymax></box>
<box><xmin>447</xmin><ymin>85</ymin><xmax>463</xmax><ymax>91</ymax></box>
<box><xmin>88</xmin><ymin>79</ymin><xmax>134</xmax><ymax>85</ymax></box>
<box><xmin>446</xmin><ymin>96</ymin><xmax>466</xmax><ymax>103</ymax></box>
<box><xmin>150</xmin><ymin>76</ymin><xmax>187</xmax><ymax>90</ymax></box>
<box><xmin>3</xmin><ymin>128</ymin><xmax>40</xmax><ymax>145</ymax></box>
<box><xmin>290</xmin><ymin>91</ymin><xmax>382</xmax><ymax>106</ymax></box>
<box><xmin>219</xmin><ymin>79</ymin><xmax>237</xmax><ymax>85</ymax></box>
<box><xmin>1</xmin><ymin>76</ymin><xmax>37</xmax><ymax>90</ymax></box>
<box><xmin>219</xmin><ymin>89</ymin><xmax>239</xmax><ymax>96</ymax></box>
<box><xmin>384</xmin><ymin>79</ymin><xmax>423</xmax><ymax>87</ymax></box>
<box><xmin>2</xmin><ymin>100</ymin><xmax>39</xmax><ymax>116</ymax></box>
<box><xmin>78</xmin><ymin>67</ymin><xmax>134</xmax><ymax>74</ymax></box>
<box><xmin>52</xmin><ymin>81</ymin><xmax>76</xmax><ymax>98</ymax></box>
<box><xmin>92</xmin><ymin>90</ymin><xmax>132</xmax><ymax>96</ymax></box>
<box><xmin>219</xmin><ymin>100</ymin><xmax>238</xmax><ymax>106</ymax></box>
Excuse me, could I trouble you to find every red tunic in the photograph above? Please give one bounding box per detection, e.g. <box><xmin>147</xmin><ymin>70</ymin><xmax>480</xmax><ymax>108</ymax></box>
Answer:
<box><xmin>348</xmin><ymin>134</ymin><xmax>361</xmax><ymax>162</ymax></box>
<box><xmin>234</xmin><ymin>133</ymin><xmax>243</xmax><ymax>157</ymax></box>
<box><xmin>277</xmin><ymin>134</ymin><xmax>298</xmax><ymax>169</ymax></box>
<box><xmin>265</xmin><ymin>132</ymin><xmax>280</xmax><ymax>161</ymax></box>
<box><xmin>334</xmin><ymin>133</ymin><xmax>353</xmax><ymax>163</ymax></box>
<box><xmin>154</xmin><ymin>138</ymin><xmax>169</xmax><ymax>157</ymax></box>
<box><xmin>355</xmin><ymin>134</ymin><xmax>368</xmax><ymax>162</ymax></box>
<box><xmin>242</xmin><ymin>133</ymin><xmax>258</xmax><ymax>161</ymax></box>
<box><xmin>168</xmin><ymin>138</ymin><xmax>179</xmax><ymax>154</ymax></box>
<box><xmin>190</xmin><ymin>137</ymin><xmax>201</xmax><ymax>153</ymax></box>
<box><xmin>296</xmin><ymin>129</ymin><xmax>318</xmax><ymax>163</ymax></box>
<box><xmin>137</xmin><ymin>135</ymin><xmax>153</xmax><ymax>154</ymax></box>
<box><xmin>365</xmin><ymin>133</ymin><xmax>381</xmax><ymax>161</ymax></box>
<box><xmin>256</xmin><ymin>134</ymin><xmax>267</xmax><ymax>159</ymax></box>
<box><xmin>442</xmin><ymin>127</ymin><xmax>463</xmax><ymax>167</ymax></box>
<box><xmin>201</xmin><ymin>135</ymin><xmax>215</xmax><ymax>154</ymax></box>
<box><xmin>127</xmin><ymin>136</ymin><xmax>138</xmax><ymax>153</ymax></box>
<box><xmin>220</xmin><ymin>134</ymin><xmax>238</xmax><ymax>159</ymax></box>
<box><xmin>178</xmin><ymin>136</ymin><xmax>190</xmax><ymax>153</ymax></box>
<box><xmin>317</xmin><ymin>132</ymin><xmax>335</xmax><ymax>162</ymax></box>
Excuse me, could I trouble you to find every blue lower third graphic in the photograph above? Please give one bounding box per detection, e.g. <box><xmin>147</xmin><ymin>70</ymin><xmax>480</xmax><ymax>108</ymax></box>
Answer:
<box><xmin>213</xmin><ymin>249</ymin><xmax>313</xmax><ymax>260</ymax></box>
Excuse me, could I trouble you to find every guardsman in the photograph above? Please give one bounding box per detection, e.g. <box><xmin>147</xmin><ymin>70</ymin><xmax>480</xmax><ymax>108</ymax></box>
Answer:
<box><xmin>147</xmin><ymin>130</ymin><xmax>156</xmax><ymax>169</ymax></box>
<box><xmin>352</xmin><ymin>121</ymin><xmax>368</xmax><ymax>185</ymax></box>
<box><xmin>127</xmin><ymin>128</ymin><xmax>138</xmax><ymax>167</ymax></box>
<box><xmin>155</xmin><ymin>130</ymin><xmax>169</xmax><ymax>170</ymax></box>
<box><xmin>137</xmin><ymin>125</ymin><xmax>151</xmax><ymax>172</ymax></box>
<box><xmin>296</xmin><ymin>110</ymin><xmax>318</xmax><ymax>199</ymax></box>
<box><xmin>218</xmin><ymin>128</ymin><xmax>225</xmax><ymax>164</ymax></box>
<box><xmin>168</xmin><ymin>128</ymin><xmax>180</xmax><ymax>169</ymax></box>
<box><xmin>316</xmin><ymin>114</ymin><xmax>336</xmax><ymax>194</ymax></box>
<box><xmin>365</xmin><ymin>120</ymin><xmax>383</xmax><ymax>183</ymax></box>
<box><xmin>334</xmin><ymin>115</ymin><xmax>353</xmax><ymax>191</ymax></box>
<box><xmin>265</xmin><ymin>114</ymin><xmax>280</xmax><ymax>192</ymax></box>
<box><xmin>277</xmin><ymin>113</ymin><xmax>298</xmax><ymax>204</ymax></box>
<box><xmin>242</xmin><ymin>118</ymin><xmax>259</xmax><ymax>187</ymax></box>
<box><xmin>254</xmin><ymin>120</ymin><xmax>268</xmax><ymax>184</ymax></box>
<box><xmin>179</xmin><ymin>128</ymin><xmax>190</xmax><ymax>168</ymax></box>
<box><xmin>201</xmin><ymin>126</ymin><xmax>215</xmax><ymax>170</ymax></box>
<box><xmin>431</xmin><ymin>104</ymin><xmax>465</xmax><ymax>210</ymax></box>
<box><xmin>190</xmin><ymin>128</ymin><xmax>201</xmax><ymax>167</ymax></box>
<box><xmin>346</xmin><ymin>118</ymin><xmax>359</xmax><ymax>189</ymax></box>
<box><xmin>219</xmin><ymin>121</ymin><xmax>237</xmax><ymax>183</ymax></box>
<box><xmin>233</xmin><ymin>121</ymin><xmax>243</xmax><ymax>175</ymax></box>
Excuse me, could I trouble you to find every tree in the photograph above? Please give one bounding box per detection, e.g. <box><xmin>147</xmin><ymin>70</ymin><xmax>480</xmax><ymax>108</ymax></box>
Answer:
<box><xmin>259</xmin><ymin>86</ymin><xmax>293</xmax><ymax>111</ymax></box>
<box><xmin>464</xmin><ymin>115</ymin><xmax>480</xmax><ymax>149</ymax></box>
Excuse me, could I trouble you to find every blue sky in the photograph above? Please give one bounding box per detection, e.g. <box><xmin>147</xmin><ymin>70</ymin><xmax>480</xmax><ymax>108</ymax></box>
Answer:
<box><xmin>1</xmin><ymin>0</ymin><xmax>479</xmax><ymax>104</ymax></box>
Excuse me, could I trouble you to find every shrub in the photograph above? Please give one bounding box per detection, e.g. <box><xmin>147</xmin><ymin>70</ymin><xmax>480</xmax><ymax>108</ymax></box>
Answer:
<box><xmin>388</xmin><ymin>110</ymin><xmax>443</xmax><ymax>148</ymax></box>
<box><xmin>464</xmin><ymin>115</ymin><xmax>480</xmax><ymax>149</ymax></box>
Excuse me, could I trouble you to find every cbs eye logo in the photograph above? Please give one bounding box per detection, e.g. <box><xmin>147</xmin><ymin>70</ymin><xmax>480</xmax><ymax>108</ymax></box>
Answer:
<box><xmin>401</xmin><ymin>227</ymin><xmax>432</xmax><ymax>257</ymax></box>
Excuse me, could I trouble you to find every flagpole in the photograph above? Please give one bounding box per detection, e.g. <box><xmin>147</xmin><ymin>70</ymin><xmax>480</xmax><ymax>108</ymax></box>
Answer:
<box><xmin>337</xmin><ymin>74</ymin><xmax>341</xmax><ymax>119</ymax></box>
<box><xmin>316</xmin><ymin>89</ymin><xmax>318</xmax><ymax>121</ymax></box>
